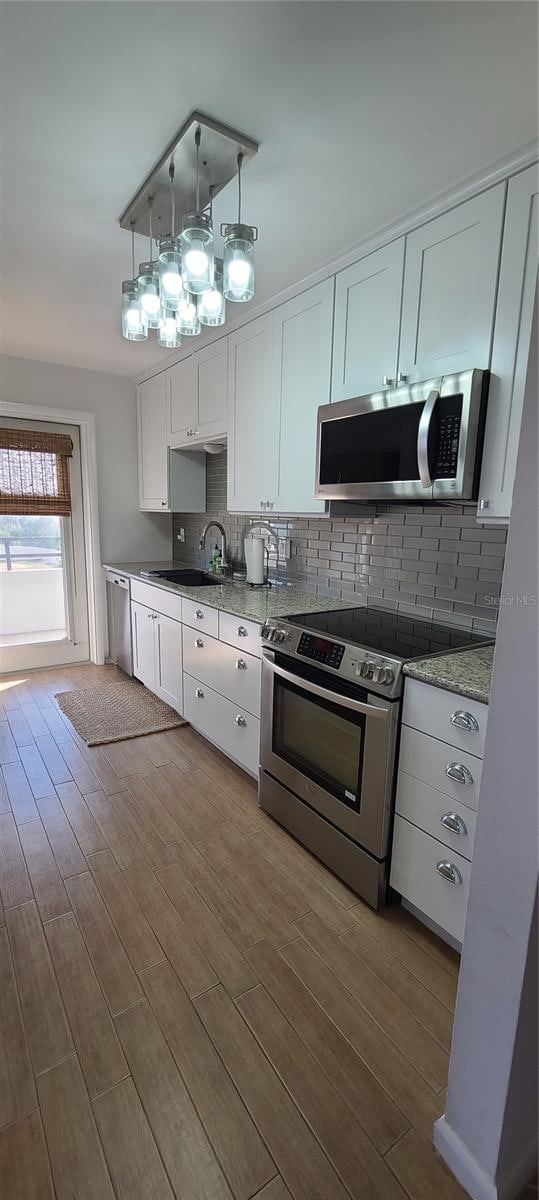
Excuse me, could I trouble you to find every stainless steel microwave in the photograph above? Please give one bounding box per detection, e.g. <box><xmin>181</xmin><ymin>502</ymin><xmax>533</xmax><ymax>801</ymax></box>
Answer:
<box><xmin>315</xmin><ymin>369</ymin><xmax>489</xmax><ymax>502</ymax></box>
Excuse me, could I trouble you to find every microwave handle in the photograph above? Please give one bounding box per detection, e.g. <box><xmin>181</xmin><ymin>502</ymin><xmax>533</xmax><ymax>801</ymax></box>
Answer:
<box><xmin>262</xmin><ymin>650</ymin><xmax>389</xmax><ymax>719</ymax></box>
<box><xmin>417</xmin><ymin>389</ymin><xmax>440</xmax><ymax>488</ymax></box>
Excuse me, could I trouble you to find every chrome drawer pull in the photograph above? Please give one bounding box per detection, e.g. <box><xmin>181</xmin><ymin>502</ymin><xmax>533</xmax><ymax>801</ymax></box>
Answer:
<box><xmin>237</xmin><ymin>626</ymin><xmax>248</xmax><ymax>637</ymax></box>
<box><xmin>235</xmin><ymin>659</ymin><xmax>247</xmax><ymax>670</ymax></box>
<box><xmin>445</xmin><ymin>762</ymin><xmax>474</xmax><ymax>786</ymax></box>
<box><xmin>441</xmin><ymin>812</ymin><xmax>468</xmax><ymax>837</ymax></box>
<box><xmin>234</xmin><ymin>714</ymin><xmax>246</xmax><ymax>727</ymax></box>
<box><xmin>436</xmin><ymin>860</ymin><xmax>462</xmax><ymax>886</ymax></box>
<box><xmin>195</xmin><ymin>609</ymin><xmax>204</xmax><ymax>619</ymax></box>
<box><xmin>195</xmin><ymin>688</ymin><xmax>204</xmax><ymax>699</ymax></box>
<box><xmin>194</xmin><ymin>638</ymin><xmax>204</xmax><ymax>648</ymax></box>
<box><xmin>450</xmin><ymin>710</ymin><xmax>479</xmax><ymax>733</ymax></box>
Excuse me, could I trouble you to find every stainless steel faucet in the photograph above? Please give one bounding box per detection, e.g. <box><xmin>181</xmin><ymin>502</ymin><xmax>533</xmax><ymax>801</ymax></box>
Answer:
<box><xmin>199</xmin><ymin>521</ymin><xmax>228</xmax><ymax>569</ymax></box>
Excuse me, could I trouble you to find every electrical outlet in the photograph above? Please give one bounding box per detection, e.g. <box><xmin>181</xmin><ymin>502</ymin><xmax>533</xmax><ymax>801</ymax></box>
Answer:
<box><xmin>176</xmin><ymin>528</ymin><xmax>185</xmax><ymax>542</ymax></box>
<box><xmin>278</xmin><ymin>537</ymin><xmax>291</xmax><ymax>561</ymax></box>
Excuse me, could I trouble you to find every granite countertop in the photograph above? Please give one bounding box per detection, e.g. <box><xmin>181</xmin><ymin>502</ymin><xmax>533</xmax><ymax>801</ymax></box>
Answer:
<box><xmin>403</xmin><ymin>644</ymin><xmax>495</xmax><ymax>704</ymax></box>
<box><xmin>103</xmin><ymin>561</ymin><xmax>356</xmax><ymax>623</ymax></box>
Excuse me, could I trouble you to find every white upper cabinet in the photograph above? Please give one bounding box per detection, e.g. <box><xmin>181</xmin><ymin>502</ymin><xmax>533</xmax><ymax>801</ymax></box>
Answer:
<box><xmin>227</xmin><ymin>313</ymin><xmax>278</xmax><ymax>513</ymax></box>
<box><xmin>168</xmin><ymin>356</ymin><xmax>197</xmax><ymax>445</ymax></box>
<box><xmin>332</xmin><ymin>238</ymin><xmax>405</xmax><ymax>400</ymax></box>
<box><xmin>168</xmin><ymin>340</ymin><xmax>227</xmax><ymax>448</ymax></box>
<box><xmin>273</xmin><ymin>279</ymin><xmax>334</xmax><ymax>513</ymax></box>
<box><xmin>478</xmin><ymin>166</ymin><xmax>538</xmax><ymax>522</ymax></box>
<box><xmin>138</xmin><ymin>374</ymin><xmax>169</xmax><ymax>510</ymax></box>
<box><xmin>398</xmin><ymin>185</ymin><xmax>505</xmax><ymax>382</ymax></box>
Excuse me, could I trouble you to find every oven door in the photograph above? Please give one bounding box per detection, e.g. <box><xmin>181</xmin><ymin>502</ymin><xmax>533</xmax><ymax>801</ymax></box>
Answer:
<box><xmin>260</xmin><ymin>649</ymin><xmax>399</xmax><ymax>859</ymax></box>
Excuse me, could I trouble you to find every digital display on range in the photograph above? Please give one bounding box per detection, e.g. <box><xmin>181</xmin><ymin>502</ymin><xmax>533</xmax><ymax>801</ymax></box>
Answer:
<box><xmin>297</xmin><ymin>632</ymin><xmax>345</xmax><ymax>668</ymax></box>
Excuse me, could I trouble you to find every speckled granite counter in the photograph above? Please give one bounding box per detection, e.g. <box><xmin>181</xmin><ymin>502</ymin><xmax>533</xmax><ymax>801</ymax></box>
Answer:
<box><xmin>103</xmin><ymin>561</ymin><xmax>356</xmax><ymax>623</ymax></box>
<box><xmin>403</xmin><ymin>644</ymin><xmax>494</xmax><ymax>704</ymax></box>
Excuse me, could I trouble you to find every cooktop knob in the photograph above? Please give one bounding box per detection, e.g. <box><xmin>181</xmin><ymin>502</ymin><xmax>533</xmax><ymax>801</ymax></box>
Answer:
<box><xmin>360</xmin><ymin>660</ymin><xmax>376</xmax><ymax>679</ymax></box>
<box><xmin>274</xmin><ymin>628</ymin><xmax>286</xmax><ymax>643</ymax></box>
<box><xmin>260</xmin><ymin>624</ymin><xmax>271</xmax><ymax>639</ymax></box>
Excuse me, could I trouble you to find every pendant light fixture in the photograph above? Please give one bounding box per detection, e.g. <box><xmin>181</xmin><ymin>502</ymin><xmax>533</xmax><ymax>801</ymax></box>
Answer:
<box><xmin>137</xmin><ymin>197</ymin><xmax>161</xmax><ymax>327</ymax></box>
<box><xmin>158</xmin><ymin>164</ymin><xmax>183</xmax><ymax>311</ymax></box>
<box><xmin>221</xmin><ymin>152</ymin><xmax>257</xmax><ymax>303</ymax></box>
<box><xmin>158</xmin><ymin>313</ymin><xmax>182</xmax><ymax>349</ymax></box>
<box><xmin>122</xmin><ymin>224</ymin><xmax>148</xmax><ymax>341</ymax></box>
<box><xmin>180</xmin><ymin>127</ymin><xmax>214</xmax><ymax>295</ymax></box>
<box><xmin>198</xmin><ymin>188</ymin><xmax>226</xmax><ymax>326</ymax></box>
<box><xmin>176</xmin><ymin>290</ymin><xmax>201</xmax><ymax>336</ymax></box>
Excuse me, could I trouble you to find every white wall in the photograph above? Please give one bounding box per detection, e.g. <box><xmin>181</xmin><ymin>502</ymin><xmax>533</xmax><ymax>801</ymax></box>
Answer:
<box><xmin>434</xmin><ymin>298</ymin><xmax>538</xmax><ymax>1200</ymax></box>
<box><xmin>0</xmin><ymin>354</ymin><xmax>171</xmax><ymax>563</ymax></box>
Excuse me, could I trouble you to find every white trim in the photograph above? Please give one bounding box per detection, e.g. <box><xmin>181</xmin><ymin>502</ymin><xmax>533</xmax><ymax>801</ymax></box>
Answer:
<box><xmin>433</xmin><ymin>1115</ymin><xmax>537</xmax><ymax>1200</ymax></box>
<box><xmin>0</xmin><ymin>401</ymin><xmax>105</xmax><ymax>665</ymax></box>
<box><xmin>135</xmin><ymin>140</ymin><xmax>539</xmax><ymax>386</ymax></box>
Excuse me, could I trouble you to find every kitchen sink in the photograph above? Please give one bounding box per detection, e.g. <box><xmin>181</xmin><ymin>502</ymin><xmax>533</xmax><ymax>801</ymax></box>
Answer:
<box><xmin>148</xmin><ymin>569</ymin><xmax>222</xmax><ymax>587</ymax></box>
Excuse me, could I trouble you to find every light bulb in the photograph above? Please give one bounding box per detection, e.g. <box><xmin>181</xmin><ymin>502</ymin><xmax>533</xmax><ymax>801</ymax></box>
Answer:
<box><xmin>184</xmin><ymin>244</ymin><xmax>208</xmax><ymax>277</ymax></box>
<box><xmin>141</xmin><ymin>291</ymin><xmax>161</xmax><ymax>316</ymax></box>
<box><xmin>227</xmin><ymin>258</ymin><xmax>251</xmax><ymax>288</ymax></box>
<box><xmin>126</xmin><ymin>306</ymin><xmax>142</xmax><ymax>329</ymax></box>
<box><xmin>161</xmin><ymin>270</ymin><xmax>182</xmax><ymax>296</ymax></box>
<box><xmin>204</xmin><ymin>289</ymin><xmax>222</xmax><ymax>314</ymax></box>
<box><xmin>178</xmin><ymin>296</ymin><xmax>196</xmax><ymax>322</ymax></box>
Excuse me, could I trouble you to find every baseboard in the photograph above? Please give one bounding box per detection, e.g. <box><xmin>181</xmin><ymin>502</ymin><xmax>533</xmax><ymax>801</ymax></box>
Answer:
<box><xmin>434</xmin><ymin>1115</ymin><xmax>538</xmax><ymax>1200</ymax></box>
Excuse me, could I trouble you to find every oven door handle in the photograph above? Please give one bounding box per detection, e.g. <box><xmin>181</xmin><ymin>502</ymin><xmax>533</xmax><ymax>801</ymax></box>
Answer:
<box><xmin>417</xmin><ymin>388</ymin><xmax>439</xmax><ymax>488</ymax></box>
<box><xmin>262</xmin><ymin>651</ymin><xmax>389</xmax><ymax>719</ymax></box>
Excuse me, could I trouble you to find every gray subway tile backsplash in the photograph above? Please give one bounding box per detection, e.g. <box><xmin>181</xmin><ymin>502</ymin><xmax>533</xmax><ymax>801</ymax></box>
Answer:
<box><xmin>172</xmin><ymin>449</ymin><xmax>506</xmax><ymax>634</ymax></box>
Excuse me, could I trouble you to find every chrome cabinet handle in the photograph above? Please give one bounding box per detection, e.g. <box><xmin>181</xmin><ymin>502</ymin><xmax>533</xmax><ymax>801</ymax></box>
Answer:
<box><xmin>235</xmin><ymin>658</ymin><xmax>247</xmax><ymax>670</ymax></box>
<box><xmin>195</xmin><ymin>609</ymin><xmax>204</xmax><ymax>619</ymax></box>
<box><xmin>261</xmin><ymin>501</ymin><xmax>267</xmax><ymax>509</ymax></box>
<box><xmin>436</xmin><ymin>860</ymin><xmax>463</xmax><ymax>886</ymax></box>
<box><xmin>417</xmin><ymin>388</ymin><xmax>440</xmax><ymax>488</ymax></box>
<box><xmin>267</xmin><ymin>501</ymin><xmax>274</xmax><ymax>509</ymax></box>
<box><xmin>194</xmin><ymin>638</ymin><xmax>204</xmax><ymax>648</ymax></box>
<box><xmin>237</xmin><ymin>626</ymin><xmax>248</xmax><ymax>637</ymax></box>
<box><xmin>441</xmin><ymin>812</ymin><xmax>468</xmax><ymax>836</ymax></box>
<box><xmin>382</xmin><ymin>375</ymin><xmax>394</xmax><ymax>387</ymax></box>
<box><xmin>445</xmin><ymin>762</ymin><xmax>474</xmax><ymax>786</ymax></box>
<box><xmin>398</xmin><ymin>372</ymin><xmax>408</xmax><ymax>383</ymax></box>
<box><xmin>450</xmin><ymin>710</ymin><xmax>479</xmax><ymax>733</ymax></box>
<box><xmin>195</xmin><ymin>688</ymin><xmax>204</xmax><ymax>699</ymax></box>
<box><xmin>234</xmin><ymin>714</ymin><xmax>246</xmax><ymax>727</ymax></box>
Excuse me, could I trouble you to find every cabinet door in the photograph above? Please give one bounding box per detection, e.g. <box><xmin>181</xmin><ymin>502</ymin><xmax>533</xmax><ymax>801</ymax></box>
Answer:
<box><xmin>478</xmin><ymin>166</ymin><xmax>538</xmax><ymax>522</ymax></box>
<box><xmin>168</xmin><ymin>356</ymin><xmax>197</xmax><ymax>446</ymax></box>
<box><xmin>399</xmin><ymin>184</ymin><xmax>505</xmax><ymax>382</ymax></box>
<box><xmin>138</xmin><ymin>375</ymin><xmax>169</xmax><ymax>510</ymax></box>
<box><xmin>273</xmin><ymin>279</ymin><xmax>334</xmax><ymax>513</ymax></box>
<box><xmin>195</xmin><ymin>340</ymin><xmax>228</xmax><ymax>441</ymax></box>
<box><xmin>131</xmin><ymin>601</ymin><xmax>156</xmax><ymax>690</ymax></box>
<box><xmin>154</xmin><ymin>613</ymin><xmax>183</xmax><ymax>713</ymax></box>
<box><xmin>227</xmin><ymin>313</ymin><xmax>278</xmax><ymax>513</ymax></box>
<box><xmin>332</xmin><ymin>238</ymin><xmax>405</xmax><ymax>400</ymax></box>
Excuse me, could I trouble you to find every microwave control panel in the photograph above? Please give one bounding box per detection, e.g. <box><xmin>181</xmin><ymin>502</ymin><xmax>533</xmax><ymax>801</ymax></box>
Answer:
<box><xmin>433</xmin><ymin>395</ymin><xmax>463</xmax><ymax>479</ymax></box>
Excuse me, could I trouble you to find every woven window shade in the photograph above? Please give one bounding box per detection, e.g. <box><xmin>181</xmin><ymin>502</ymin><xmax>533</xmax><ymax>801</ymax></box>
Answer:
<box><xmin>0</xmin><ymin>428</ymin><xmax>74</xmax><ymax>516</ymax></box>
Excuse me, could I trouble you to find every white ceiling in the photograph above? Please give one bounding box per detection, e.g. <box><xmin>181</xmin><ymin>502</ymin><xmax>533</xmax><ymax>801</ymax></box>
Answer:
<box><xmin>0</xmin><ymin>1</ymin><xmax>537</xmax><ymax>378</ymax></box>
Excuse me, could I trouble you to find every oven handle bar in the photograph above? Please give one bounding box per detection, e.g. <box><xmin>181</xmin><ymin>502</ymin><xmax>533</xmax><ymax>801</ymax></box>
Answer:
<box><xmin>262</xmin><ymin>650</ymin><xmax>389</xmax><ymax>719</ymax></box>
<box><xmin>417</xmin><ymin>388</ymin><xmax>439</xmax><ymax>488</ymax></box>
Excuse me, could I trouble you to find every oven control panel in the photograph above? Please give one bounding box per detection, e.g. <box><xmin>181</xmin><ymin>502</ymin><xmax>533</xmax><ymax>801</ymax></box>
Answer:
<box><xmin>296</xmin><ymin>632</ymin><xmax>345</xmax><ymax>669</ymax></box>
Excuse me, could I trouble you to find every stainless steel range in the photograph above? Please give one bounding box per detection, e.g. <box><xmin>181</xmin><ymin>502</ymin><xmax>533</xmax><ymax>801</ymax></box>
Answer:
<box><xmin>259</xmin><ymin>605</ymin><xmax>492</xmax><ymax>908</ymax></box>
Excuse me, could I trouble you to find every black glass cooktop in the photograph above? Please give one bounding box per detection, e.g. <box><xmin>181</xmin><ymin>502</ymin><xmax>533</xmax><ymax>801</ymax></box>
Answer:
<box><xmin>285</xmin><ymin>605</ymin><xmax>493</xmax><ymax>662</ymax></box>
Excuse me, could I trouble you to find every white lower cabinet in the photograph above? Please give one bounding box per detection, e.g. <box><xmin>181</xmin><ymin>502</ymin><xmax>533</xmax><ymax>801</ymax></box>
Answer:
<box><xmin>131</xmin><ymin>599</ymin><xmax>183</xmax><ymax>714</ymax></box>
<box><xmin>183</xmin><ymin>628</ymin><xmax>261</xmax><ymax>717</ymax></box>
<box><xmin>391</xmin><ymin>677</ymin><xmax>488</xmax><ymax>947</ymax></box>
<box><xmin>183</xmin><ymin>673</ymin><xmax>260</xmax><ymax>776</ymax></box>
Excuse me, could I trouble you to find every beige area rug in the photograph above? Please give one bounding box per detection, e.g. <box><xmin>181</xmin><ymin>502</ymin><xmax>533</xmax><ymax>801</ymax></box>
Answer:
<box><xmin>55</xmin><ymin>679</ymin><xmax>186</xmax><ymax>746</ymax></box>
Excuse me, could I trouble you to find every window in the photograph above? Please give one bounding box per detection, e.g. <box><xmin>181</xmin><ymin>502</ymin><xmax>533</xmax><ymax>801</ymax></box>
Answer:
<box><xmin>0</xmin><ymin>427</ymin><xmax>73</xmax><ymax>516</ymax></box>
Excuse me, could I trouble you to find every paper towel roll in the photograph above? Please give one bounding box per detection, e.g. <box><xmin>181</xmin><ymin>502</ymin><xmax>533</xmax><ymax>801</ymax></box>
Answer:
<box><xmin>244</xmin><ymin>536</ymin><xmax>265</xmax><ymax>585</ymax></box>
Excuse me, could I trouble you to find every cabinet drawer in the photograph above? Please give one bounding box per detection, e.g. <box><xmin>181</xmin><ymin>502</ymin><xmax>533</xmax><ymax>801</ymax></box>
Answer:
<box><xmin>183</xmin><ymin>673</ymin><xmax>260</xmax><ymax>777</ymax></box>
<box><xmin>390</xmin><ymin>815</ymin><xmax>471</xmax><ymax>945</ymax></box>
<box><xmin>219</xmin><ymin>611</ymin><xmax>262</xmax><ymax>658</ymax></box>
<box><xmin>130</xmin><ymin>579</ymin><xmax>182</xmax><ymax>622</ymax></box>
<box><xmin>399</xmin><ymin>726</ymin><xmax>482</xmax><ymax>811</ymax></box>
<box><xmin>396</xmin><ymin>772</ymin><xmax>476</xmax><ymax>861</ymax></box>
<box><xmin>183</xmin><ymin>629</ymin><xmax>261</xmax><ymax>717</ymax></box>
<box><xmin>181</xmin><ymin>598</ymin><xmax>219</xmax><ymax>637</ymax></box>
<box><xmin>402</xmin><ymin>678</ymin><xmax>487</xmax><ymax>757</ymax></box>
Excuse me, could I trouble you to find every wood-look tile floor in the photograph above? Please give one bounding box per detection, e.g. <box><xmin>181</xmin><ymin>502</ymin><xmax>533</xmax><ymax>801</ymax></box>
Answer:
<box><xmin>0</xmin><ymin>662</ymin><xmax>469</xmax><ymax>1200</ymax></box>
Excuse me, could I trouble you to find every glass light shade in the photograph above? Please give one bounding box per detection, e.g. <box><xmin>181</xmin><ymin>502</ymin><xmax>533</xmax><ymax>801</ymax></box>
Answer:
<box><xmin>121</xmin><ymin>280</ymin><xmax>148</xmax><ymax>341</ymax></box>
<box><xmin>158</xmin><ymin>239</ymin><xmax>183</xmax><ymax>311</ymax></box>
<box><xmin>175</xmin><ymin>289</ymin><xmax>201</xmax><ymax>336</ymax></box>
<box><xmin>137</xmin><ymin>261</ymin><xmax>161</xmax><ymax>328</ymax></box>
<box><xmin>157</xmin><ymin>313</ymin><xmax>182</xmax><ymax>349</ymax></box>
<box><xmin>198</xmin><ymin>257</ymin><xmax>226</xmax><ymax>327</ymax></box>
<box><xmin>180</xmin><ymin>212</ymin><xmax>214</xmax><ymax>295</ymax></box>
<box><xmin>223</xmin><ymin>225</ymin><xmax>255</xmax><ymax>302</ymax></box>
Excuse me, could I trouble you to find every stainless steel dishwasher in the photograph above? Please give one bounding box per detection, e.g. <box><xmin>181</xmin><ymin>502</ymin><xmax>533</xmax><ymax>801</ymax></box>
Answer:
<box><xmin>105</xmin><ymin>571</ymin><xmax>133</xmax><ymax>676</ymax></box>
